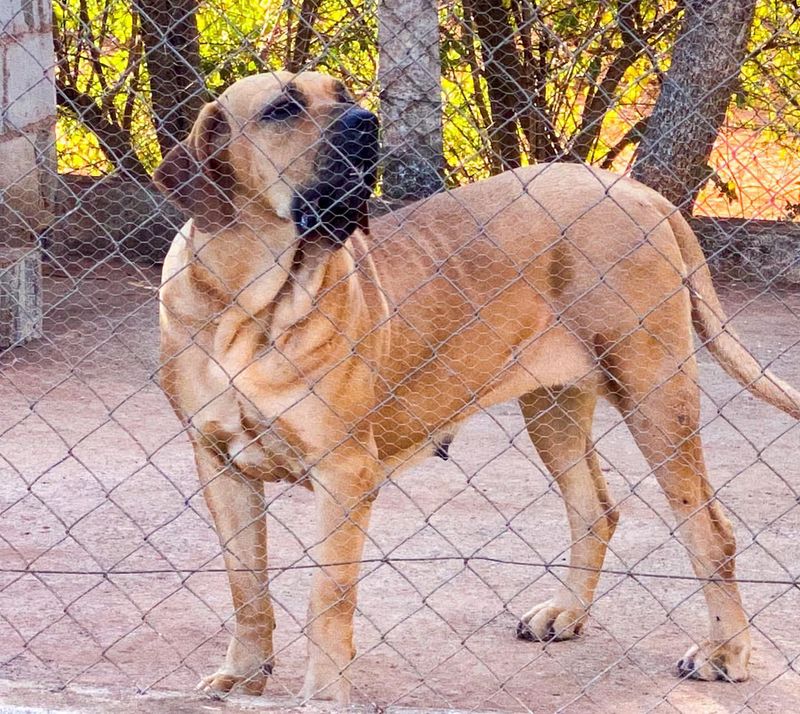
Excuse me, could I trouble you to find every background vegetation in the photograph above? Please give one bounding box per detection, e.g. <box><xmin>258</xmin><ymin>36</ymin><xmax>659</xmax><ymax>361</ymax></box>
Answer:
<box><xmin>53</xmin><ymin>0</ymin><xmax>800</xmax><ymax>218</ymax></box>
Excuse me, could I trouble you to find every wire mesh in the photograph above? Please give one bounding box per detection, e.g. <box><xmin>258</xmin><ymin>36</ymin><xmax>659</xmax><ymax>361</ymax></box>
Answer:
<box><xmin>1</xmin><ymin>0</ymin><xmax>799</xmax><ymax>711</ymax></box>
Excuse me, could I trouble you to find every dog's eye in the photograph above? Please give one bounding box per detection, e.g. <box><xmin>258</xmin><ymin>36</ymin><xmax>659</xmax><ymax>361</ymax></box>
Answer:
<box><xmin>334</xmin><ymin>82</ymin><xmax>354</xmax><ymax>105</ymax></box>
<box><xmin>261</xmin><ymin>93</ymin><xmax>305</xmax><ymax>122</ymax></box>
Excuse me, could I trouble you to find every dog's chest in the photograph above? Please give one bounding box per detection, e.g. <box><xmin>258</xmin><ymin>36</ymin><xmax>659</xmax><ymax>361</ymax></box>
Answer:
<box><xmin>172</xmin><ymin>302</ymin><xmax>342</xmax><ymax>482</ymax></box>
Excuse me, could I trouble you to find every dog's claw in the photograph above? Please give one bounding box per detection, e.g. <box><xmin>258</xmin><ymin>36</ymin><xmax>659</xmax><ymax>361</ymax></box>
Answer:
<box><xmin>516</xmin><ymin>621</ymin><xmax>534</xmax><ymax>641</ymax></box>
<box><xmin>517</xmin><ymin>620</ymin><xmax>560</xmax><ymax>643</ymax></box>
<box><xmin>196</xmin><ymin>675</ymin><xmax>226</xmax><ymax>700</ymax></box>
<box><xmin>676</xmin><ymin>641</ymin><xmax>748</xmax><ymax>682</ymax></box>
<box><xmin>517</xmin><ymin>599</ymin><xmax>586</xmax><ymax>643</ymax></box>
<box><xmin>677</xmin><ymin>657</ymin><xmax>691</xmax><ymax>678</ymax></box>
<box><xmin>196</xmin><ymin>666</ymin><xmax>270</xmax><ymax>697</ymax></box>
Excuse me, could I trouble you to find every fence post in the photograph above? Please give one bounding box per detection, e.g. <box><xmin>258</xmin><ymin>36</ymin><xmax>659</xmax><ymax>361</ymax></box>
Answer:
<box><xmin>0</xmin><ymin>0</ymin><xmax>55</xmax><ymax>348</ymax></box>
<box><xmin>378</xmin><ymin>0</ymin><xmax>445</xmax><ymax>202</ymax></box>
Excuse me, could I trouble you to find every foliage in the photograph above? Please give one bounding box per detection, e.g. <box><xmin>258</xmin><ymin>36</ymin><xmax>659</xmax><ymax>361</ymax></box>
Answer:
<box><xmin>54</xmin><ymin>0</ymin><xmax>800</xmax><ymax>218</ymax></box>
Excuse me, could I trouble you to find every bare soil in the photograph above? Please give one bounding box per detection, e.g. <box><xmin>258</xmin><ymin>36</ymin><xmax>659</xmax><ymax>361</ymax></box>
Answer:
<box><xmin>1</xmin><ymin>261</ymin><xmax>799</xmax><ymax>713</ymax></box>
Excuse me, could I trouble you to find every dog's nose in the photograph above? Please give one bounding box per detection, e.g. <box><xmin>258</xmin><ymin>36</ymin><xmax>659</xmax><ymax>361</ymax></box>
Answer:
<box><xmin>341</xmin><ymin>107</ymin><xmax>379</xmax><ymax>137</ymax></box>
<box><xmin>333</xmin><ymin>107</ymin><xmax>379</xmax><ymax>181</ymax></box>
<box><xmin>338</xmin><ymin>108</ymin><xmax>379</xmax><ymax>160</ymax></box>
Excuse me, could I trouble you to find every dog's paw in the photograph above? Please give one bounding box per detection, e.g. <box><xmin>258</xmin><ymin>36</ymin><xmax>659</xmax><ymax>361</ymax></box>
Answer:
<box><xmin>677</xmin><ymin>639</ymin><xmax>750</xmax><ymax>682</ymax></box>
<box><xmin>196</xmin><ymin>662</ymin><xmax>271</xmax><ymax>697</ymax></box>
<box><xmin>301</xmin><ymin>659</ymin><xmax>352</xmax><ymax>705</ymax></box>
<box><xmin>516</xmin><ymin>599</ymin><xmax>586</xmax><ymax>642</ymax></box>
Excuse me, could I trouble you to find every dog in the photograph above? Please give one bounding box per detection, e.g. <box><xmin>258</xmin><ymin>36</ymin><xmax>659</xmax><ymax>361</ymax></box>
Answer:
<box><xmin>154</xmin><ymin>71</ymin><xmax>800</xmax><ymax>704</ymax></box>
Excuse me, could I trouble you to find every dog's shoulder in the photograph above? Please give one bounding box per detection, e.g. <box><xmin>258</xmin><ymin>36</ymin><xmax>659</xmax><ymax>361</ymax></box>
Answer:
<box><xmin>160</xmin><ymin>220</ymin><xmax>192</xmax><ymax>289</ymax></box>
<box><xmin>158</xmin><ymin>220</ymin><xmax>199</xmax><ymax>334</ymax></box>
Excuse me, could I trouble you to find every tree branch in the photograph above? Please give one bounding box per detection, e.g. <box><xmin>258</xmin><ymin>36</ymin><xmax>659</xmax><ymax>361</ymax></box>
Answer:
<box><xmin>572</xmin><ymin>2</ymin><xmax>681</xmax><ymax>161</ymax></box>
<box><xmin>287</xmin><ymin>0</ymin><xmax>321</xmax><ymax>72</ymax></box>
<box><xmin>57</xmin><ymin>81</ymin><xmax>150</xmax><ymax>181</ymax></box>
<box><xmin>599</xmin><ymin>116</ymin><xmax>648</xmax><ymax>168</ymax></box>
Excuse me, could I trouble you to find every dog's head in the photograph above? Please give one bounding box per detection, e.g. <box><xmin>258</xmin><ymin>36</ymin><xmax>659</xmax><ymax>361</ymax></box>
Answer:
<box><xmin>153</xmin><ymin>71</ymin><xmax>379</xmax><ymax>244</ymax></box>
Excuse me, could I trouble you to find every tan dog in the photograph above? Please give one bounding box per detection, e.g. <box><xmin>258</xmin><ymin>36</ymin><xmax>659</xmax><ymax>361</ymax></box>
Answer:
<box><xmin>154</xmin><ymin>71</ymin><xmax>800</xmax><ymax>704</ymax></box>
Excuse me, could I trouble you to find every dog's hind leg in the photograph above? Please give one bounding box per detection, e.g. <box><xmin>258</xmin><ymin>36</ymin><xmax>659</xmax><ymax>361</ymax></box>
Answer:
<box><xmin>301</xmin><ymin>434</ymin><xmax>380</xmax><ymax>705</ymax></box>
<box><xmin>516</xmin><ymin>385</ymin><xmax>618</xmax><ymax>642</ymax></box>
<box><xmin>600</xmin><ymin>326</ymin><xmax>751</xmax><ymax>681</ymax></box>
<box><xmin>194</xmin><ymin>442</ymin><xmax>275</xmax><ymax>696</ymax></box>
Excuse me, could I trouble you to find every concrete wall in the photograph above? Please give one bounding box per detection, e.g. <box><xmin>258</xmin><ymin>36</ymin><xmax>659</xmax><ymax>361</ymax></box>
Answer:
<box><xmin>47</xmin><ymin>174</ymin><xmax>800</xmax><ymax>286</ymax></box>
<box><xmin>49</xmin><ymin>174</ymin><xmax>185</xmax><ymax>266</ymax></box>
<box><xmin>1</xmin><ymin>0</ymin><xmax>57</xmax><ymax>244</ymax></box>
<box><xmin>691</xmin><ymin>217</ymin><xmax>800</xmax><ymax>285</ymax></box>
<box><xmin>0</xmin><ymin>0</ymin><xmax>53</xmax><ymax>347</ymax></box>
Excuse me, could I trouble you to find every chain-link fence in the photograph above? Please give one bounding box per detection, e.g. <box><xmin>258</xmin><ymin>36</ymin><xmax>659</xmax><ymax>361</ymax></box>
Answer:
<box><xmin>1</xmin><ymin>1</ymin><xmax>799</xmax><ymax>711</ymax></box>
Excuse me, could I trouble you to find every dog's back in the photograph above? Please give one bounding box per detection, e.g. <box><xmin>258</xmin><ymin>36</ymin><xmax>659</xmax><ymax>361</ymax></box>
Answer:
<box><xmin>365</xmin><ymin>164</ymin><xmax>690</xmax><ymax>464</ymax></box>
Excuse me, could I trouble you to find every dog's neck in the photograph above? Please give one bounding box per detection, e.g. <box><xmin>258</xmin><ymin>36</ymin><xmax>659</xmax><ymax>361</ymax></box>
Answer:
<box><xmin>185</xmin><ymin>216</ymin><xmax>298</xmax><ymax>310</ymax></box>
<box><xmin>184</xmin><ymin>217</ymin><xmax>355</xmax><ymax>338</ymax></box>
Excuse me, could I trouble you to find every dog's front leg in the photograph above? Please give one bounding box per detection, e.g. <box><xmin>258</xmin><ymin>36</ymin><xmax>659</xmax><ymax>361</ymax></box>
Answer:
<box><xmin>194</xmin><ymin>442</ymin><xmax>275</xmax><ymax>696</ymax></box>
<box><xmin>301</xmin><ymin>438</ymin><xmax>379</xmax><ymax>705</ymax></box>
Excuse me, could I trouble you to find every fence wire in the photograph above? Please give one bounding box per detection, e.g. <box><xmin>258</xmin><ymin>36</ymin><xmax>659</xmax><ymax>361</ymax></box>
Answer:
<box><xmin>1</xmin><ymin>1</ymin><xmax>800</xmax><ymax>712</ymax></box>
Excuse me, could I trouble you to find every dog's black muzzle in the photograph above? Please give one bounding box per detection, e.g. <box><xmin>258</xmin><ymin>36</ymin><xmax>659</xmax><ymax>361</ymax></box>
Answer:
<box><xmin>291</xmin><ymin>106</ymin><xmax>379</xmax><ymax>245</ymax></box>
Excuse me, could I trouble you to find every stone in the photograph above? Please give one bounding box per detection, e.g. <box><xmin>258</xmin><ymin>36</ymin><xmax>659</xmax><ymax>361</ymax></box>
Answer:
<box><xmin>0</xmin><ymin>0</ymin><xmax>39</xmax><ymax>37</ymax></box>
<box><xmin>3</xmin><ymin>33</ymin><xmax>57</xmax><ymax>131</ymax></box>
<box><xmin>0</xmin><ymin>246</ymin><xmax>42</xmax><ymax>349</ymax></box>
<box><xmin>0</xmin><ymin>0</ymin><xmax>53</xmax><ymax>350</ymax></box>
<box><xmin>0</xmin><ymin>133</ymin><xmax>52</xmax><ymax>237</ymax></box>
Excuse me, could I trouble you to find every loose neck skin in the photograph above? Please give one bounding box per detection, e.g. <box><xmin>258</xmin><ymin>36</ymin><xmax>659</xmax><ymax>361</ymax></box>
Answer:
<box><xmin>185</xmin><ymin>207</ymin><xmax>353</xmax><ymax>338</ymax></box>
<box><xmin>187</xmin><ymin>206</ymin><xmax>300</xmax><ymax>310</ymax></box>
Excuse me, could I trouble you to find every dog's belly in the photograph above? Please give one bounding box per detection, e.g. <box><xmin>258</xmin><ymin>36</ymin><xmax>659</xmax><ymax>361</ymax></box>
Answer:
<box><xmin>180</xmin><ymin>314</ymin><xmax>593</xmax><ymax>482</ymax></box>
<box><xmin>372</xmin><ymin>321</ymin><xmax>596</xmax><ymax>470</ymax></box>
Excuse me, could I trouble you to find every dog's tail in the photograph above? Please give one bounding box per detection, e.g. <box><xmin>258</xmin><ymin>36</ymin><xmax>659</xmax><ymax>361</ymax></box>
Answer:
<box><xmin>668</xmin><ymin>209</ymin><xmax>800</xmax><ymax>419</ymax></box>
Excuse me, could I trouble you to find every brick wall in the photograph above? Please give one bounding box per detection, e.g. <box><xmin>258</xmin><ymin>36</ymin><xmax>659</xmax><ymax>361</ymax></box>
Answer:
<box><xmin>1</xmin><ymin>0</ymin><xmax>57</xmax><ymax>246</ymax></box>
<box><xmin>0</xmin><ymin>0</ymin><xmax>52</xmax><ymax>346</ymax></box>
<box><xmin>691</xmin><ymin>217</ymin><xmax>800</xmax><ymax>285</ymax></box>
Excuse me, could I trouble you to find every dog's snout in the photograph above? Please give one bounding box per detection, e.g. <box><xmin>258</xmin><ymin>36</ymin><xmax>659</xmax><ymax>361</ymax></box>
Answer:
<box><xmin>341</xmin><ymin>107</ymin><xmax>379</xmax><ymax>136</ymax></box>
<box><xmin>324</xmin><ymin>105</ymin><xmax>379</xmax><ymax>184</ymax></box>
<box><xmin>291</xmin><ymin>101</ymin><xmax>380</xmax><ymax>244</ymax></box>
<box><xmin>335</xmin><ymin>107</ymin><xmax>379</xmax><ymax>164</ymax></box>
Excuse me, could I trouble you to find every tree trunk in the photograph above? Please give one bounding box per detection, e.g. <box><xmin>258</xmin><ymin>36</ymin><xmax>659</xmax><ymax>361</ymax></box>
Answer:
<box><xmin>287</xmin><ymin>0</ymin><xmax>322</xmax><ymax>72</ymax></box>
<box><xmin>378</xmin><ymin>0</ymin><xmax>444</xmax><ymax>201</ymax></box>
<box><xmin>464</xmin><ymin>0</ymin><xmax>524</xmax><ymax>171</ymax></box>
<box><xmin>135</xmin><ymin>0</ymin><xmax>206</xmax><ymax>157</ymax></box>
<box><xmin>512</xmin><ymin>1</ymin><xmax>561</xmax><ymax>163</ymax></box>
<box><xmin>631</xmin><ymin>0</ymin><xmax>757</xmax><ymax>213</ymax></box>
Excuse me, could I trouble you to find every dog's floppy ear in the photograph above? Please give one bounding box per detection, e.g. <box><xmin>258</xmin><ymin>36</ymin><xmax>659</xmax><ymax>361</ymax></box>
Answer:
<box><xmin>153</xmin><ymin>101</ymin><xmax>235</xmax><ymax>229</ymax></box>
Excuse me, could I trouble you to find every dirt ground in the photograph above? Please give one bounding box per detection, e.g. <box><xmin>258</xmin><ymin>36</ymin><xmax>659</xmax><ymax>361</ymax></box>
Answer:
<box><xmin>0</xmin><ymin>260</ymin><xmax>798</xmax><ymax>713</ymax></box>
